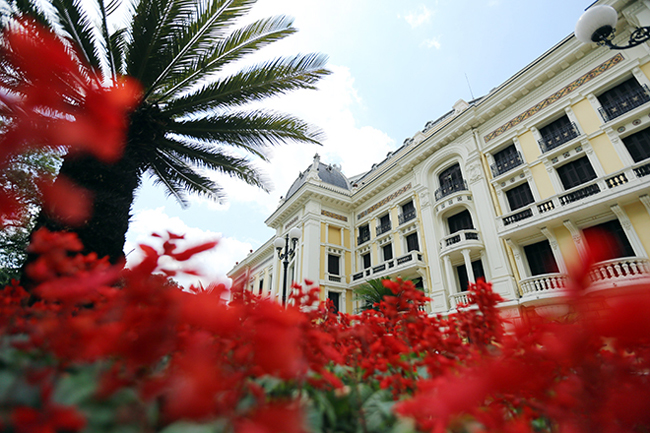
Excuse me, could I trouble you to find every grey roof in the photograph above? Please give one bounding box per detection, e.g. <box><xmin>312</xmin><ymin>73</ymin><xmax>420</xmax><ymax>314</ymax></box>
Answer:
<box><xmin>285</xmin><ymin>161</ymin><xmax>351</xmax><ymax>199</ymax></box>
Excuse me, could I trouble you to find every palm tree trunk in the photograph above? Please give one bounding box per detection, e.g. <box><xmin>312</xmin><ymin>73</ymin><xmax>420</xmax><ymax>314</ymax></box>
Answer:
<box><xmin>28</xmin><ymin>146</ymin><xmax>142</xmax><ymax>269</ymax></box>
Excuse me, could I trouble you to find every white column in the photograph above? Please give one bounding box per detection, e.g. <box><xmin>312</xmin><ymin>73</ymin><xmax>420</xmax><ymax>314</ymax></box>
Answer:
<box><xmin>301</xmin><ymin>219</ymin><xmax>321</xmax><ymax>284</ymax></box>
<box><xmin>611</xmin><ymin>204</ymin><xmax>648</xmax><ymax>258</ymax></box>
<box><xmin>541</xmin><ymin>227</ymin><xmax>568</xmax><ymax>273</ymax></box>
<box><xmin>563</xmin><ymin>219</ymin><xmax>589</xmax><ymax>261</ymax></box>
<box><xmin>443</xmin><ymin>255</ymin><xmax>457</xmax><ymax>295</ymax></box>
<box><xmin>461</xmin><ymin>249</ymin><xmax>475</xmax><ymax>284</ymax></box>
<box><xmin>505</xmin><ymin>238</ymin><xmax>528</xmax><ymax>279</ymax></box>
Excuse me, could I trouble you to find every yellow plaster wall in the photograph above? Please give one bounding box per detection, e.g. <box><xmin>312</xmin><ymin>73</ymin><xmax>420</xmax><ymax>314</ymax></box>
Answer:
<box><xmin>571</xmin><ymin>99</ymin><xmax>601</xmax><ymax>135</ymax></box>
<box><xmin>343</xmin><ymin>228</ymin><xmax>350</xmax><ymax>249</ymax></box>
<box><xmin>589</xmin><ymin>134</ymin><xmax>623</xmax><ymax>174</ymax></box>
<box><xmin>530</xmin><ymin>163</ymin><xmax>555</xmax><ymax>200</ymax></box>
<box><xmin>345</xmin><ymin>251</ymin><xmax>351</xmax><ymax>282</ymax></box>
<box><xmin>624</xmin><ymin>202</ymin><xmax>650</xmax><ymax>256</ymax></box>
<box><xmin>640</xmin><ymin>61</ymin><xmax>650</xmax><ymax>83</ymax></box>
<box><xmin>320</xmin><ymin>222</ymin><xmax>327</xmax><ymax>242</ymax></box>
<box><xmin>518</xmin><ymin>130</ymin><xmax>541</xmax><ymax>163</ymax></box>
<box><xmin>346</xmin><ymin>290</ymin><xmax>353</xmax><ymax>313</ymax></box>
<box><xmin>554</xmin><ymin>225</ymin><xmax>581</xmax><ymax>270</ymax></box>
<box><xmin>328</xmin><ymin>226</ymin><xmax>341</xmax><ymax>245</ymax></box>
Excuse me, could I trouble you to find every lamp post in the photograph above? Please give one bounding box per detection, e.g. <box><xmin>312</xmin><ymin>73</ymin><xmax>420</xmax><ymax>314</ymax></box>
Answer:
<box><xmin>273</xmin><ymin>227</ymin><xmax>301</xmax><ymax>305</ymax></box>
<box><xmin>575</xmin><ymin>4</ymin><xmax>650</xmax><ymax>50</ymax></box>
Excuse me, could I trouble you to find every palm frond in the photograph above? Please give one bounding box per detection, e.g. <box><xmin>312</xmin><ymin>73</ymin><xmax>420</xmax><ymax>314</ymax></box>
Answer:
<box><xmin>109</xmin><ymin>27</ymin><xmax>127</xmax><ymax>75</ymax></box>
<box><xmin>96</xmin><ymin>0</ymin><xmax>116</xmax><ymax>78</ymax></box>
<box><xmin>156</xmin><ymin>137</ymin><xmax>267</xmax><ymax>189</ymax></box>
<box><xmin>165</xmin><ymin>53</ymin><xmax>329</xmax><ymax>116</ymax></box>
<box><xmin>51</xmin><ymin>0</ymin><xmax>102</xmax><ymax>70</ymax></box>
<box><xmin>147</xmin><ymin>147</ymin><xmax>226</xmax><ymax>206</ymax></box>
<box><xmin>154</xmin><ymin>14</ymin><xmax>296</xmax><ymax>100</ymax></box>
<box><xmin>125</xmin><ymin>0</ymin><xmax>192</xmax><ymax>85</ymax></box>
<box><xmin>167</xmin><ymin>111</ymin><xmax>325</xmax><ymax>157</ymax></box>
<box><xmin>144</xmin><ymin>0</ymin><xmax>257</xmax><ymax>97</ymax></box>
<box><xmin>1</xmin><ymin>0</ymin><xmax>52</xmax><ymax>29</ymax></box>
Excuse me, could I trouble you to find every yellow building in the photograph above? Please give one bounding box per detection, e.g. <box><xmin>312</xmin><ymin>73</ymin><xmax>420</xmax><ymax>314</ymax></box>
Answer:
<box><xmin>229</xmin><ymin>0</ymin><xmax>650</xmax><ymax>321</ymax></box>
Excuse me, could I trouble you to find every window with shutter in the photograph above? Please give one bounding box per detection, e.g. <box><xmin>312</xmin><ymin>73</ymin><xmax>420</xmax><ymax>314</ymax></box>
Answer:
<box><xmin>623</xmin><ymin>127</ymin><xmax>650</xmax><ymax>162</ymax></box>
<box><xmin>557</xmin><ymin>156</ymin><xmax>597</xmax><ymax>190</ymax></box>
<box><xmin>505</xmin><ymin>182</ymin><xmax>534</xmax><ymax>211</ymax></box>
<box><xmin>524</xmin><ymin>240</ymin><xmax>559</xmax><ymax>276</ymax></box>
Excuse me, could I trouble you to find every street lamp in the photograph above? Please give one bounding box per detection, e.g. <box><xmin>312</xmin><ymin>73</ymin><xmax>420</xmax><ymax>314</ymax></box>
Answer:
<box><xmin>575</xmin><ymin>4</ymin><xmax>650</xmax><ymax>50</ymax></box>
<box><xmin>274</xmin><ymin>226</ymin><xmax>301</xmax><ymax>305</ymax></box>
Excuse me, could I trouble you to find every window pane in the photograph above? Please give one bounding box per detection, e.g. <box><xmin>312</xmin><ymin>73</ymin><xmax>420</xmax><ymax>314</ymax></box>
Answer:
<box><xmin>557</xmin><ymin>156</ymin><xmax>597</xmax><ymax>190</ymax></box>
<box><xmin>382</xmin><ymin>243</ymin><xmax>393</xmax><ymax>261</ymax></box>
<box><xmin>583</xmin><ymin>219</ymin><xmax>635</xmax><ymax>260</ymax></box>
<box><xmin>327</xmin><ymin>254</ymin><xmax>340</xmax><ymax>275</ymax></box>
<box><xmin>406</xmin><ymin>233</ymin><xmax>419</xmax><ymax>252</ymax></box>
<box><xmin>456</xmin><ymin>259</ymin><xmax>485</xmax><ymax>292</ymax></box>
<box><xmin>506</xmin><ymin>183</ymin><xmax>534</xmax><ymax>211</ymax></box>
<box><xmin>524</xmin><ymin>240</ymin><xmax>559</xmax><ymax>276</ymax></box>
<box><xmin>362</xmin><ymin>253</ymin><xmax>371</xmax><ymax>269</ymax></box>
<box><xmin>402</xmin><ymin>200</ymin><xmax>415</xmax><ymax>212</ymax></box>
<box><xmin>327</xmin><ymin>291</ymin><xmax>340</xmax><ymax>314</ymax></box>
<box><xmin>448</xmin><ymin>210</ymin><xmax>474</xmax><ymax>233</ymax></box>
<box><xmin>623</xmin><ymin>127</ymin><xmax>650</xmax><ymax>162</ymax></box>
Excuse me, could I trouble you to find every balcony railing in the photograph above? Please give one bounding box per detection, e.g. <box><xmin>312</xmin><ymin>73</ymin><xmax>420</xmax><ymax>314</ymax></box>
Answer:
<box><xmin>490</xmin><ymin>151</ymin><xmax>524</xmax><ymax>177</ymax></box>
<box><xmin>589</xmin><ymin>257</ymin><xmax>650</xmax><ymax>285</ymax></box>
<box><xmin>520</xmin><ymin>273</ymin><xmax>568</xmax><ymax>297</ymax></box>
<box><xmin>449</xmin><ymin>292</ymin><xmax>470</xmax><ymax>308</ymax></box>
<box><xmin>351</xmin><ymin>252</ymin><xmax>423</xmax><ymax>284</ymax></box>
<box><xmin>598</xmin><ymin>84</ymin><xmax>650</xmax><ymax>122</ymax></box>
<box><xmin>537</xmin><ymin>122</ymin><xmax>580</xmax><ymax>153</ymax></box>
<box><xmin>503</xmin><ymin>208</ymin><xmax>533</xmax><ymax>226</ymax></box>
<box><xmin>558</xmin><ymin>183</ymin><xmax>601</xmax><ymax>206</ymax></box>
<box><xmin>376</xmin><ymin>222</ymin><xmax>392</xmax><ymax>236</ymax></box>
<box><xmin>435</xmin><ymin>179</ymin><xmax>468</xmax><ymax>200</ymax></box>
<box><xmin>327</xmin><ymin>274</ymin><xmax>341</xmax><ymax>283</ymax></box>
<box><xmin>357</xmin><ymin>231</ymin><xmax>370</xmax><ymax>245</ymax></box>
<box><xmin>634</xmin><ymin>162</ymin><xmax>650</xmax><ymax>177</ymax></box>
<box><xmin>398</xmin><ymin>208</ymin><xmax>416</xmax><ymax>225</ymax></box>
<box><xmin>440</xmin><ymin>229</ymin><xmax>481</xmax><ymax>250</ymax></box>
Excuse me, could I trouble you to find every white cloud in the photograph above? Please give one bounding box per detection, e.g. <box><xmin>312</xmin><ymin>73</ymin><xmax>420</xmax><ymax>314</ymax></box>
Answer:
<box><xmin>403</xmin><ymin>5</ymin><xmax>434</xmax><ymax>29</ymax></box>
<box><xmin>421</xmin><ymin>37</ymin><xmax>442</xmax><ymax>50</ymax></box>
<box><xmin>124</xmin><ymin>207</ymin><xmax>253</xmax><ymax>288</ymax></box>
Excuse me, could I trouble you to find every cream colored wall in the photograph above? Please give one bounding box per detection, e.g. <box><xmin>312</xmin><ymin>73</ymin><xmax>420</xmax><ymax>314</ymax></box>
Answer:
<box><xmin>518</xmin><ymin>130</ymin><xmax>540</xmax><ymax>163</ymax></box>
<box><xmin>345</xmin><ymin>251</ymin><xmax>351</xmax><ymax>282</ymax></box>
<box><xmin>589</xmin><ymin>134</ymin><xmax>623</xmax><ymax>174</ymax></box>
<box><xmin>554</xmin><ymin>225</ymin><xmax>581</xmax><ymax>270</ymax></box>
<box><xmin>346</xmin><ymin>290</ymin><xmax>353</xmax><ymax>313</ymax></box>
<box><xmin>530</xmin><ymin>163</ymin><xmax>555</xmax><ymax>199</ymax></box>
<box><xmin>319</xmin><ymin>245</ymin><xmax>325</xmax><ymax>280</ymax></box>
<box><xmin>343</xmin><ymin>228</ymin><xmax>350</xmax><ymax>249</ymax></box>
<box><xmin>640</xmin><ymin>61</ymin><xmax>650</xmax><ymax>82</ymax></box>
<box><xmin>624</xmin><ymin>202</ymin><xmax>650</xmax><ymax>256</ymax></box>
<box><xmin>571</xmin><ymin>99</ymin><xmax>601</xmax><ymax>135</ymax></box>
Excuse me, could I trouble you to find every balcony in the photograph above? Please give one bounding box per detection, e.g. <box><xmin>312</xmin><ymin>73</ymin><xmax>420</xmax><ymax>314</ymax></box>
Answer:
<box><xmin>537</xmin><ymin>122</ymin><xmax>580</xmax><ymax>153</ymax></box>
<box><xmin>398</xmin><ymin>208</ymin><xmax>416</xmax><ymax>225</ymax></box>
<box><xmin>439</xmin><ymin>229</ymin><xmax>481</xmax><ymax>252</ymax></box>
<box><xmin>520</xmin><ymin>273</ymin><xmax>568</xmax><ymax>298</ymax></box>
<box><xmin>449</xmin><ymin>292</ymin><xmax>470</xmax><ymax>309</ymax></box>
<box><xmin>490</xmin><ymin>151</ymin><xmax>524</xmax><ymax>177</ymax></box>
<box><xmin>500</xmin><ymin>162</ymin><xmax>650</xmax><ymax>232</ymax></box>
<box><xmin>357</xmin><ymin>231</ymin><xmax>370</xmax><ymax>245</ymax></box>
<box><xmin>588</xmin><ymin>257</ymin><xmax>650</xmax><ymax>291</ymax></box>
<box><xmin>558</xmin><ymin>182</ymin><xmax>601</xmax><ymax>206</ymax></box>
<box><xmin>376</xmin><ymin>222</ymin><xmax>392</xmax><ymax>236</ymax></box>
<box><xmin>435</xmin><ymin>179</ymin><xmax>468</xmax><ymax>201</ymax></box>
<box><xmin>327</xmin><ymin>273</ymin><xmax>342</xmax><ymax>283</ymax></box>
<box><xmin>598</xmin><ymin>84</ymin><xmax>650</xmax><ymax>122</ymax></box>
<box><xmin>351</xmin><ymin>252</ymin><xmax>423</xmax><ymax>285</ymax></box>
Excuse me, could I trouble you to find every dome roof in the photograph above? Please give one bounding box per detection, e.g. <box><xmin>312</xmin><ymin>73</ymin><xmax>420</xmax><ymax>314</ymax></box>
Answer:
<box><xmin>284</xmin><ymin>154</ymin><xmax>351</xmax><ymax>200</ymax></box>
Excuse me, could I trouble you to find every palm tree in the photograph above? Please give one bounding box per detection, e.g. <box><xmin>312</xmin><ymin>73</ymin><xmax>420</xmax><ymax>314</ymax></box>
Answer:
<box><xmin>3</xmin><ymin>0</ymin><xmax>329</xmax><ymax>263</ymax></box>
<box><xmin>355</xmin><ymin>278</ymin><xmax>394</xmax><ymax>313</ymax></box>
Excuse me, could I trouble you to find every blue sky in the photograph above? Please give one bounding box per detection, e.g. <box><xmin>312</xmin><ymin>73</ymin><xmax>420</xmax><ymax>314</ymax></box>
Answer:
<box><xmin>123</xmin><ymin>0</ymin><xmax>593</xmax><ymax>286</ymax></box>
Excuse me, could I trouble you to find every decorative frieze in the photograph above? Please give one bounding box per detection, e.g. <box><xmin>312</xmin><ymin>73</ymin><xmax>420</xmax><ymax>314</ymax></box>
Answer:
<box><xmin>484</xmin><ymin>54</ymin><xmax>625</xmax><ymax>143</ymax></box>
<box><xmin>357</xmin><ymin>183</ymin><xmax>412</xmax><ymax>220</ymax></box>
<box><xmin>321</xmin><ymin>210</ymin><xmax>348</xmax><ymax>222</ymax></box>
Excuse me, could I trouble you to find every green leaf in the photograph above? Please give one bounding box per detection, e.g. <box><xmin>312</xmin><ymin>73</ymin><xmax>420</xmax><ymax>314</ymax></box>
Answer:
<box><xmin>159</xmin><ymin>420</ymin><xmax>226</xmax><ymax>433</ymax></box>
<box><xmin>53</xmin><ymin>367</ymin><xmax>98</xmax><ymax>405</ymax></box>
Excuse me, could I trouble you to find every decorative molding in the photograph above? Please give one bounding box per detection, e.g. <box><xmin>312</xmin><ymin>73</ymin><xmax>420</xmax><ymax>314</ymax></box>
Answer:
<box><xmin>283</xmin><ymin>215</ymin><xmax>299</xmax><ymax>230</ymax></box>
<box><xmin>321</xmin><ymin>210</ymin><xmax>348</xmax><ymax>222</ymax></box>
<box><xmin>484</xmin><ymin>54</ymin><xmax>625</xmax><ymax>143</ymax></box>
<box><xmin>357</xmin><ymin>183</ymin><xmax>412</xmax><ymax>220</ymax></box>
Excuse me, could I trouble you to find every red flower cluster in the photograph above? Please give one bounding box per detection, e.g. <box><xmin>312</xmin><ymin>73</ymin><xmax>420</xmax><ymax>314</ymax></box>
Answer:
<box><xmin>0</xmin><ymin>20</ymin><xmax>141</xmax><ymax>227</ymax></box>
